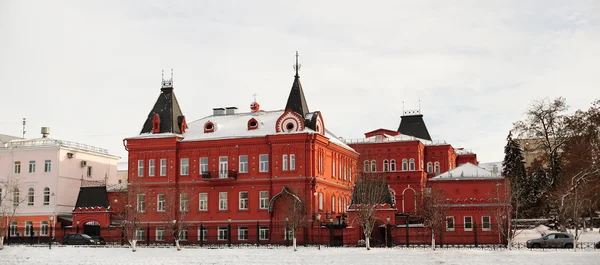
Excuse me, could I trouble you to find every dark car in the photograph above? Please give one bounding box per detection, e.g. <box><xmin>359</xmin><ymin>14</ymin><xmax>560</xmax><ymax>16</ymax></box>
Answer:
<box><xmin>90</xmin><ymin>236</ymin><xmax>106</xmax><ymax>245</ymax></box>
<box><xmin>62</xmin><ymin>234</ymin><xmax>97</xmax><ymax>245</ymax></box>
<box><xmin>526</xmin><ymin>232</ymin><xmax>574</xmax><ymax>248</ymax></box>
<box><xmin>595</xmin><ymin>241</ymin><xmax>600</xmax><ymax>249</ymax></box>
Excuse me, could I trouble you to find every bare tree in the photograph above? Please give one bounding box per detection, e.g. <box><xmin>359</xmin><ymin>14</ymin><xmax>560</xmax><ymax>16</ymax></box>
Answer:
<box><xmin>0</xmin><ymin>177</ymin><xmax>26</xmax><ymax>250</ymax></box>
<box><xmin>490</xmin><ymin>180</ymin><xmax>524</xmax><ymax>249</ymax></box>
<box><xmin>112</xmin><ymin>182</ymin><xmax>148</xmax><ymax>252</ymax></box>
<box><xmin>350</xmin><ymin>173</ymin><xmax>391</xmax><ymax>250</ymax></box>
<box><xmin>418</xmin><ymin>187</ymin><xmax>448</xmax><ymax>250</ymax></box>
<box><xmin>279</xmin><ymin>187</ymin><xmax>307</xmax><ymax>251</ymax></box>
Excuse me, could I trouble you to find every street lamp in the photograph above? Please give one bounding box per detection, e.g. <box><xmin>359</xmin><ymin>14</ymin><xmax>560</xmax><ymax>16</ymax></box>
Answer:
<box><xmin>316</xmin><ymin>214</ymin><xmax>321</xmax><ymax>250</ymax></box>
<box><xmin>49</xmin><ymin>215</ymin><xmax>54</xmax><ymax>249</ymax></box>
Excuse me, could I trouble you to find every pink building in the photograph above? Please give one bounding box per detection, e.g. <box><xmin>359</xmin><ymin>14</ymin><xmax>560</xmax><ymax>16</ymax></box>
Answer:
<box><xmin>0</xmin><ymin>127</ymin><xmax>119</xmax><ymax>241</ymax></box>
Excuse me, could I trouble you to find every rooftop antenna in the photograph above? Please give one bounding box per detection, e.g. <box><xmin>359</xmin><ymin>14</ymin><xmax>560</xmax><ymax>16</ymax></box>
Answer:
<box><xmin>402</xmin><ymin>101</ymin><xmax>405</xmax><ymax>114</ymax></box>
<box><xmin>22</xmin><ymin>118</ymin><xmax>26</xmax><ymax>139</ymax></box>
<box><xmin>419</xmin><ymin>99</ymin><xmax>421</xmax><ymax>112</ymax></box>
<box><xmin>293</xmin><ymin>51</ymin><xmax>301</xmax><ymax>77</ymax></box>
<box><xmin>253</xmin><ymin>93</ymin><xmax>257</xmax><ymax>102</ymax></box>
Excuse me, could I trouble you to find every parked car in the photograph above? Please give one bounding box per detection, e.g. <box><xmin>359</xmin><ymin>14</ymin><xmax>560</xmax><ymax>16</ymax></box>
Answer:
<box><xmin>595</xmin><ymin>241</ymin><xmax>600</xmax><ymax>249</ymax></box>
<box><xmin>90</xmin><ymin>236</ymin><xmax>106</xmax><ymax>245</ymax></box>
<box><xmin>62</xmin><ymin>234</ymin><xmax>97</xmax><ymax>245</ymax></box>
<box><xmin>526</xmin><ymin>232</ymin><xmax>574</xmax><ymax>248</ymax></box>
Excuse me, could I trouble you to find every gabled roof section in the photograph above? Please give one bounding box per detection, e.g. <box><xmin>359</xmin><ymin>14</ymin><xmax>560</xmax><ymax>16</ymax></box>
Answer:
<box><xmin>75</xmin><ymin>186</ymin><xmax>109</xmax><ymax>208</ymax></box>
<box><xmin>397</xmin><ymin>110</ymin><xmax>432</xmax><ymax>141</ymax></box>
<box><xmin>431</xmin><ymin>162</ymin><xmax>502</xmax><ymax>180</ymax></box>
<box><xmin>285</xmin><ymin>52</ymin><xmax>310</xmax><ymax>118</ymax></box>
<box><xmin>140</xmin><ymin>75</ymin><xmax>186</xmax><ymax>135</ymax></box>
<box><xmin>0</xmin><ymin>133</ymin><xmax>21</xmax><ymax>145</ymax></box>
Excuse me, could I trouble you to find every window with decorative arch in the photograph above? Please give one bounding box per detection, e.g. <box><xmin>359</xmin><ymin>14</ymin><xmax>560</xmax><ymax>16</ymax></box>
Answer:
<box><xmin>43</xmin><ymin>187</ymin><xmax>50</xmax><ymax>205</ymax></box>
<box><xmin>434</xmin><ymin>162</ymin><xmax>440</xmax><ymax>175</ymax></box>
<box><xmin>383</xmin><ymin>160</ymin><xmax>389</xmax><ymax>172</ymax></box>
<box><xmin>402</xmin><ymin>159</ymin><xmax>408</xmax><ymax>171</ymax></box>
<box><xmin>204</xmin><ymin>121</ymin><xmax>215</xmax><ymax>133</ymax></box>
<box><xmin>363</xmin><ymin>160</ymin><xmax>369</xmax><ymax>172</ymax></box>
<box><xmin>27</xmin><ymin>188</ymin><xmax>34</xmax><ymax>206</ymax></box>
<box><xmin>409</xmin><ymin>158</ymin><xmax>415</xmax><ymax>171</ymax></box>
<box><xmin>370</xmin><ymin>160</ymin><xmax>376</xmax><ymax>172</ymax></box>
<box><xmin>247</xmin><ymin>118</ymin><xmax>259</xmax><ymax>130</ymax></box>
<box><xmin>427</xmin><ymin>162</ymin><xmax>433</xmax><ymax>174</ymax></box>
<box><xmin>390</xmin><ymin>159</ymin><xmax>396</xmax><ymax>171</ymax></box>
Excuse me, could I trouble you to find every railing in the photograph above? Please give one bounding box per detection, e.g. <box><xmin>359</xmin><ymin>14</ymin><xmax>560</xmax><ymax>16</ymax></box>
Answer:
<box><xmin>201</xmin><ymin>170</ymin><xmax>237</xmax><ymax>180</ymax></box>
<box><xmin>7</xmin><ymin>138</ymin><xmax>109</xmax><ymax>154</ymax></box>
<box><xmin>343</xmin><ymin>137</ymin><xmax>447</xmax><ymax>145</ymax></box>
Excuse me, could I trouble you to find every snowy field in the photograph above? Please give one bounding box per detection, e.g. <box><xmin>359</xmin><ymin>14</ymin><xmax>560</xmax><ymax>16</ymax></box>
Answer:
<box><xmin>1</xmin><ymin>246</ymin><xmax>599</xmax><ymax>265</ymax></box>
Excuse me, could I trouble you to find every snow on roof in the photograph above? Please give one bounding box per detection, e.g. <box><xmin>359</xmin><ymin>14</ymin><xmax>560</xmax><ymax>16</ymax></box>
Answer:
<box><xmin>431</xmin><ymin>162</ymin><xmax>503</xmax><ymax>180</ymax></box>
<box><xmin>454</xmin><ymin>148</ymin><xmax>474</xmax><ymax>155</ymax></box>
<box><xmin>343</xmin><ymin>133</ymin><xmax>443</xmax><ymax>145</ymax></box>
<box><xmin>0</xmin><ymin>133</ymin><xmax>21</xmax><ymax>145</ymax></box>
<box><xmin>4</xmin><ymin>137</ymin><xmax>119</xmax><ymax>158</ymax></box>
<box><xmin>125</xmin><ymin>132</ymin><xmax>183</xmax><ymax>140</ymax></box>
<box><xmin>478</xmin><ymin>161</ymin><xmax>503</xmax><ymax>177</ymax></box>
<box><xmin>107</xmin><ymin>182</ymin><xmax>127</xmax><ymax>192</ymax></box>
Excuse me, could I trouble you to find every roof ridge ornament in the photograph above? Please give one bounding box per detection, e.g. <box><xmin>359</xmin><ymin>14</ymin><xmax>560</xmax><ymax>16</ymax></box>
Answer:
<box><xmin>161</xmin><ymin>68</ymin><xmax>174</xmax><ymax>89</ymax></box>
<box><xmin>293</xmin><ymin>51</ymin><xmax>301</xmax><ymax>77</ymax></box>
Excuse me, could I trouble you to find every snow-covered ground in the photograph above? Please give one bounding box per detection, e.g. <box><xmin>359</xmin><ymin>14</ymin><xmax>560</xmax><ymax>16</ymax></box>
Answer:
<box><xmin>0</xmin><ymin>246</ymin><xmax>599</xmax><ymax>265</ymax></box>
<box><xmin>514</xmin><ymin>226</ymin><xmax>600</xmax><ymax>243</ymax></box>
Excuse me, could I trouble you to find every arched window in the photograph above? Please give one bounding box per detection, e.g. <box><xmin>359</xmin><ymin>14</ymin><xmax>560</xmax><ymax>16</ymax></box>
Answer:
<box><xmin>331</xmin><ymin>195</ymin><xmax>336</xmax><ymax>213</ymax></box>
<box><xmin>434</xmin><ymin>162</ymin><xmax>440</xmax><ymax>175</ymax></box>
<box><xmin>402</xmin><ymin>159</ymin><xmax>408</xmax><ymax>171</ymax></box>
<box><xmin>13</xmin><ymin>188</ymin><xmax>19</xmax><ymax>207</ymax></box>
<box><xmin>383</xmin><ymin>160</ymin><xmax>389</xmax><ymax>172</ymax></box>
<box><xmin>409</xmin><ymin>158</ymin><xmax>415</xmax><ymax>171</ymax></box>
<box><xmin>28</xmin><ymin>188</ymin><xmax>34</xmax><ymax>206</ymax></box>
<box><xmin>427</xmin><ymin>162</ymin><xmax>433</xmax><ymax>174</ymax></box>
<box><xmin>338</xmin><ymin>197</ymin><xmax>342</xmax><ymax>213</ymax></box>
<box><xmin>390</xmin><ymin>160</ymin><xmax>396</xmax><ymax>171</ymax></box>
<box><xmin>370</xmin><ymin>160</ymin><xmax>376</xmax><ymax>172</ymax></box>
<box><xmin>44</xmin><ymin>187</ymin><xmax>50</xmax><ymax>205</ymax></box>
<box><xmin>363</xmin><ymin>160</ymin><xmax>369</xmax><ymax>172</ymax></box>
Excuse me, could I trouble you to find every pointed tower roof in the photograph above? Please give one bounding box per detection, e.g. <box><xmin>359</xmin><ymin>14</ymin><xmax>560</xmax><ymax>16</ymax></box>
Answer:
<box><xmin>397</xmin><ymin>110</ymin><xmax>432</xmax><ymax>141</ymax></box>
<box><xmin>284</xmin><ymin>51</ymin><xmax>310</xmax><ymax>118</ymax></box>
<box><xmin>140</xmin><ymin>70</ymin><xmax>186</xmax><ymax>134</ymax></box>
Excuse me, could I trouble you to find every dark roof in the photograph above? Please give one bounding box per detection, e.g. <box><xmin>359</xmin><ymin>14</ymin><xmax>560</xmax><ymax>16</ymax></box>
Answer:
<box><xmin>285</xmin><ymin>74</ymin><xmax>310</xmax><ymax>118</ymax></box>
<box><xmin>140</xmin><ymin>85</ymin><xmax>186</xmax><ymax>134</ymax></box>
<box><xmin>351</xmin><ymin>178</ymin><xmax>394</xmax><ymax>206</ymax></box>
<box><xmin>397</xmin><ymin>114</ymin><xmax>432</xmax><ymax>141</ymax></box>
<box><xmin>74</xmin><ymin>186</ymin><xmax>109</xmax><ymax>208</ymax></box>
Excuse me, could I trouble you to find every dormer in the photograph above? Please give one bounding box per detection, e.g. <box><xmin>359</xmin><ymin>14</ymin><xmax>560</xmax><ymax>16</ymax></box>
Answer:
<box><xmin>276</xmin><ymin>110</ymin><xmax>305</xmax><ymax>133</ymax></box>
<box><xmin>204</xmin><ymin>121</ymin><xmax>216</xmax><ymax>133</ymax></box>
<box><xmin>248</xmin><ymin>118</ymin><xmax>259</xmax><ymax>130</ymax></box>
<box><xmin>152</xmin><ymin>114</ymin><xmax>161</xmax><ymax>133</ymax></box>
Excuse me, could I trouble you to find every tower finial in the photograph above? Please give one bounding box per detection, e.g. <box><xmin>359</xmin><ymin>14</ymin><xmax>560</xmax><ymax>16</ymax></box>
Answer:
<box><xmin>293</xmin><ymin>51</ymin><xmax>301</xmax><ymax>77</ymax></box>
<box><xmin>161</xmin><ymin>68</ymin><xmax>173</xmax><ymax>89</ymax></box>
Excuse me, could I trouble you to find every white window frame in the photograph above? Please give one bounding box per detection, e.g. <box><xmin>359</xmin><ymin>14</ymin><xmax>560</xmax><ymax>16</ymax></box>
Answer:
<box><xmin>219</xmin><ymin>157</ymin><xmax>228</xmax><ymax>178</ymax></box>
<box><xmin>259</xmin><ymin>226</ymin><xmax>269</xmax><ymax>240</ymax></box>
<box><xmin>137</xmin><ymin>194</ymin><xmax>146</xmax><ymax>213</ymax></box>
<box><xmin>199</xmin><ymin>193</ymin><xmax>208</xmax><ymax>211</ymax></box>
<box><xmin>482</xmin><ymin>216</ymin><xmax>491</xmax><ymax>231</ymax></box>
<box><xmin>259</xmin><ymin>191</ymin><xmax>268</xmax><ymax>210</ymax></box>
<box><xmin>137</xmin><ymin>160</ymin><xmax>144</xmax><ymax>177</ymax></box>
<box><xmin>197</xmin><ymin>227</ymin><xmax>207</xmax><ymax>241</ymax></box>
<box><xmin>239</xmin><ymin>155</ymin><xmax>248</xmax><ymax>173</ymax></box>
<box><xmin>43</xmin><ymin>187</ymin><xmax>51</xmax><ymax>206</ymax></box>
<box><xmin>25</xmin><ymin>221</ymin><xmax>33</xmax><ymax>236</ymax></box>
<box><xmin>427</xmin><ymin>162</ymin><xmax>433</xmax><ymax>174</ymax></box>
<box><xmin>219</xmin><ymin>192</ymin><xmax>228</xmax><ymax>210</ymax></box>
<box><xmin>332</xmin><ymin>160</ymin><xmax>336</xmax><ymax>177</ymax></box>
<box><xmin>136</xmin><ymin>229</ymin><xmax>145</xmax><ymax>241</ymax></box>
<box><xmin>331</xmin><ymin>195</ymin><xmax>336</xmax><ymax>213</ymax></box>
<box><xmin>179</xmin><ymin>228</ymin><xmax>188</xmax><ymax>241</ymax></box>
<box><xmin>40</xmin><ymin>221</ymin><xmax>49</xmax><ymax>236</ymax></box>
<box><xmin>160</xmin><ymin>159</ymin><xmax>167</xmax><ymax>176</ymax></box>
<box><xmin>29</xmin><ymin>160</ymin><xmax>36</xmax><ymax>173</ymax></box>
<box><xmin>390</xmin><ymin>159</ymin><xmax>396</xmax><ymax>171</ymax></box>
<box><xmin>218</xmin><ymin>227</ymin><xmax>228</xmax><ymax>241</ymax></box>
<box><xmin>446</xmin><ymin>216</ymin><xmax>455</xmax><ymax>231</ymax></box>
<box><xmin>434</xmin><ymin>162</ymin><xmax>440</xmax><ymax>175</ymax></box>
<box><xmin>363</xmin><ymin>160</ymin><xmax>369</xmax><ymax>172</ymax></box>
<box><xmin>44</xmin><ymin>160</ymin><xmax>51</xmax><ymax>172</ymax></box>
<box><xmin>259</xmin><ymin>154</ymin><xmax>269</xmax><ymax>172</ymax></box>
<box><xmin>148</xmin><ymin>159</ymin><xmax>155</xmax><ymax>177</ymax></box>
<box><xmin>290</xmin><ymin>154</ymin><xmax>295</xmax><ymax>171</ymax></box>
<box><xmin>156</xmin><ymin>228</ymin><xmax>165</xmax><ymax>241</ymax></box>
<box><xmin>14</xmin><ymin>161</ymin><xmax>21</xmax><ymax>174</ymax></box>
<box><xmin>464</xmin><ymin>216</ymin><xmax>473</xmax><ymax>231</ymax></box>
<box><xmin>318</xmin><ymin>193</ymin><xmax>323</xmax><ymax>210</ymax></box>
<box><xmin>370</xmin><ymin>160</ymin><xmax>376</xmax><ymax>172</ymax></box>
<box><xmin>9</xmin><ymin>221</ymin><xmax>17</xmax><ymax>236</ymax></box>
<box><xmin>239</xmin><ymin>191</ymin><xmax>248</xmax><ymax>210</ymax></box>
<box><xmin>409</xmin><ymin>158</ymin><xmax>415</xmax><ymax>171</ymax></box>
<box><xmin>383</xmin><ymin>160</ymin><xmax>389</xmax><ymax>172</ymax></box>
<box><xmin>238</xmin><ymin>226</ymin><xmax>248</xmax><ymax>240</ymax></box>
<box><xmin>200</xmin><ymin>157</ymin><xmax>208</xmax><ymax>173</ymax></box>
<box><xmin>402</xmin><ymin>159</ymin><xmax>408</xmax><ymax>171</ymax></box>
<box><xmin>27</xmin><ymin>188</ymin><xmax>34</xmax><ymax>206</ymax></box>
<box><xmin>180</xmin><ymin>158</ymin><xmax>189</xmax><ymax>176</ymax></box>
<box><xmin>157</xmin><ymin>194</ymin><xmax>165</xmax><ymax>212</ymax></box>
<box><xmin>180</xmin><ymin>193</ymin><xmax>189</xmax><ymax>212</ymax></box>
<box><xmin>282</xmin><ymin>155</ymin><xmax>288</xmax><ymax>171</ymax></box>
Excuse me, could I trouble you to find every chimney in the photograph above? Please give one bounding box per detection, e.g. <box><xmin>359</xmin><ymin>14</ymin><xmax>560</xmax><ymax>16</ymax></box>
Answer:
<box><xmin>213</xmin><ymin>108</ymin><xmax>225</xmax><ymax>116</ymax></box>
<box><xmin>41</xmin><ymin>127</ymin><xmax>50</xmax><ymax>138</ymax></box>
<box><xmin>225</xmin><ymin>107</ymin><xmax>238</xmax><ymax>115</ymax></box>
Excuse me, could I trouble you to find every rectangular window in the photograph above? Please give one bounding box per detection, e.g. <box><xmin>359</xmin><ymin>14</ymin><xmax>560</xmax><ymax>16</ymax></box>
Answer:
<box><xmin>331</xmin><ymin>196</ymin><xmax>336</xmax><ymax>213</ymax></box>
<box><xmin>200</xmin><ymin>157</ymin><xmax>208</xmax><ymax>173</ymax></box>
<box><xmin>87</xmin><ymin>166</ymin><xmax>92</xmax><ymax>177</ymax></box>
<box><xmin>219</xmin><ymin>157</ymin><xmax>228</xmax><ymax>178</ymax></box>
<box><xmin>40</xmin><ymin>221</ymin><xmax>49</xmax><ymax>236</ymax></box>
<box><xmin>285</xmin><ymin>227</ymin><xmax>293</xmax><ymax>240</ymax></box>
<box><xmin>482</xmin><ymin>216</ymin><xmax>491</xmax><ymax>231</ymax></box>
<box><xmin>14</xmin><ymin>161</ymin><xmax>21</xmax><ymax>174</ymax></box>
<box><xmin>157</xmin><ymin>194</ymin><xmax>165</xmax><ymax>212</ymax></box>
<box><xmin>238</xmin><ymin>226</ymin><xmax>248</xmax><ymax>240</ymax></box>
<box><xmin>136</xmin><ymin>229</ymin><xmax>145</xmax><ymax>241</ymax></box>
<box><xmin>239</xmin><ymin>155</ymin><xmax>248</xmax><ymax>173</ymax></box>
<box><xmin>259</xmin><ymin>226</ymin><xmax>269</xmax><ymax>240</ymax></box>
<box><xmin>148</xmin><ymin>159</ymin><xmax>155</xmax><ymax>177</ymax></box>
<box><xmin>259</xmin><ymin>191</ymin><xmax>268</xmax><ymax>210</ymax></box>
<box><xmin>464</xmin><ymin>216</ymin><xmax>473</xmax><ymax>231</ymax></box>
<box><xmin>318</xmin><ymin>193</ymin><xmax>323</xmax><ymax>210</ymax></box>
<box><xmin>218</xmin><ymin>227</ymin><xmax>228</xmax><ymax>241</ymax></box>
<box><xmin>239</xmin><ymin>191</ymin><xmax>248</xmax><ymax>210</ymax></box>
<box><xmin>137</xmin><ymin>160</ymin><xmax>144</xmax><ymax>177</ymax></box>
<box><xmin>137</xmin><ymin>194</ymin><xmax>146</xmax><ymax>213</ymax></box>
<box><xmin>219</xmin><ymin>192</ymin><xmax>228</xmax><ymax>210</ymax></box>
<box><xmin>259</xmin><ymin>154</ymin><xmax>269</xmax><ymax>172</ymax></box>
<box><xmin>290</xmin><ymin>154</ymin><xmax>295</xmax><ymax>171</ymax></box>
<box><xmin>179</xmin><ymin>229</ymin><xmax>188</xmax><ymax>241</ymax></box>
<box><xmin>9</xmin><ymin>222</ymin><xmax>17</xmax><ymax>236</ymax></box>
<box><xmin>44</xmin><ymin>160</ymin><xmax>51</xmax><ymax>172</ymax></box>
<box><xmin>199</xmin><ymin>193</ymin><xmax>208</xmax><ymax>211</ymax></box>
<box><xmin>25</xmin><ymin>221</ymin><xmax>33</xmax><ymax>236</ymax></box>
<box><xmin>332</xmin><ymin>161</ymin><xmax>336</xmax><ymax>177</ymax></box>
<box><xmin>446</xmin><ymin>216</ymin><xmax>455</xmax><ymax>231</ymax></box>
<box><xmin>180</xmin><ymin>193</ymin><xmax>189</xmax><ymax>212</ymax></box>
<box><xmin>156</xmin><ymin>228</ymin><xmax>165</xmax><ymax>241</ymax></box>
<box><xmin>29</xmin><ymin>160</ymin><xmax>36</xmax><ymax>173</ymax></box>
<box><xmin>197</xmin><ymin>227</ymin><xmax>207</xmax><ymax>242</ymax></box>
<box><xmin>180</xmin><ymin>158</ymin><xmax>189</xmax><ymax>176</ymax></box>
<box><xmin>282</xmin><ymin>155</ymin><xmax>288</xmax><ymax>171</ymax></box>
<box><xmin>160</xmin><ymin>159</ymin><xmax>167</xmax><ymax>176</ymax></box>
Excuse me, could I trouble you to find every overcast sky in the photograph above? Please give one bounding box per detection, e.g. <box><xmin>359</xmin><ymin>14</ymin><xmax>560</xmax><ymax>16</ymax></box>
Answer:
<box><xmin>1</xmin><ymin>0</ymin><xmax>598</xmax><ymax>163</ymax></box>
